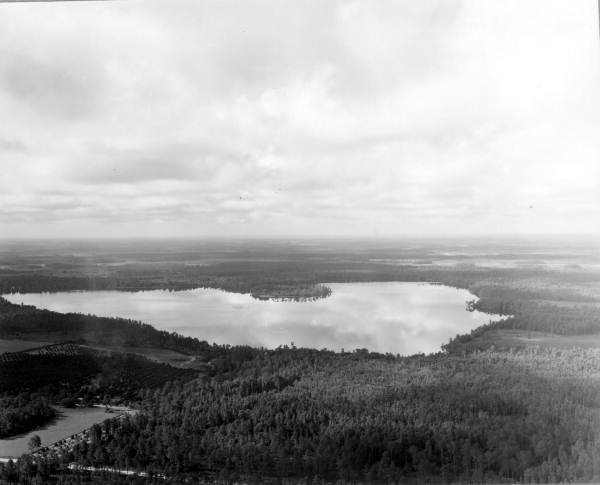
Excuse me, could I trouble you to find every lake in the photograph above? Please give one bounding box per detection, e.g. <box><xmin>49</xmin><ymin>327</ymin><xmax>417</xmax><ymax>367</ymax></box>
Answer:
<box><xmin>4</xmin><ymin>282</ymin><xmax>503</xmax><ymax>355</ymax></box>
<box><xmin>0</xmin><ymin>407</ymin><xmax>113</xmax><ymax>458</ymax></box>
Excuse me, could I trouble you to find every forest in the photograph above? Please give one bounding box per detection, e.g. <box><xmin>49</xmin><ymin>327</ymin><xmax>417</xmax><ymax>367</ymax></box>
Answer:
<box><xmin>3</xmin><ymin>243</ymin><xmax>600</xmax><ymax>345</ymax></box>
<box><xmin>0</xmin><ymin>344</ymin><xmax>198</xmax><ymax>401</ymax></box>
<box><xmin>0</xmin><ymin>394</ymin><xmax>56</xmax><ymax>439</ymax></box>
<box><xmin>1</xmin><ymin>344</ymin><xmax>599</xmax><ymax>484</ymax></box>
<box><xmin>1</xmin><ymin>241</ymin><xmax>600</xmax><ymax>483</ymax></box>
<box><xmin>72</xmin><ymin>347</ymin><xmax>600</xmax><ymax>483</ymax></box>
<box><xmin>0</xmin><ymin>343</ymin><xmax>199</xmax><ymax>444</ymax></box>
<box><xmin>3</xmin><ymin>348</ymin><xmax>600</xmax><ymax>483</ymax></box>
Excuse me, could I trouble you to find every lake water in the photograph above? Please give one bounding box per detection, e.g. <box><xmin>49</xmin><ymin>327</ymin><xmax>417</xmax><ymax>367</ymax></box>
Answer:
<box><xmin>0</xmin><ymin>407</ymin><xmax>113</xmax><ymax>458</ymax></box>
<box><xmin>5</xmin><ymin>282</ymin><xmax>502</xmax><ymax>355</ymax></box>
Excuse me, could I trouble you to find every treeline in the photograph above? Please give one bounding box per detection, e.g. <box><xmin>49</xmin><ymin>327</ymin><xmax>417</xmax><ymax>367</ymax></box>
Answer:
<box><xmin>0</xmin><ymin>274</ymin><xmax>199</xmax><ymax>295</ymax></box>
<box><xmin>0</xmin><ymin>393</ymin><xmax>56</xmax><ymax>438</ymax></box>
<box><xmin>4</xmin><ymin>260</ymin><xmax>600</xmax><ymax>341</ymax></box>
<box><xmin>475</xmin><ymin>300</ymin><xmax>600</xmax><ymax>335</ymax></box>
<box><xmin>0</xmin><ymin>262</ymin><xmax>502</xmax><ymax>295</ymax></box>
<box><xmin>7</xmin><ymin>345</ymin><xmax>597</xmax><ymax>484</ymax></box>
<box><xmin>253</xmin><ymin>283</ymin><xmax>332</xmax><ymax>301</ymax></box>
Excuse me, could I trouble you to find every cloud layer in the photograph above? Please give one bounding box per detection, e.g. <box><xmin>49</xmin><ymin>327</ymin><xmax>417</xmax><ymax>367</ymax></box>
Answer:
<box><xmin>1</xmin><ymin>0</ymin><xmax>599</xmax><ymax>238</ymax></box>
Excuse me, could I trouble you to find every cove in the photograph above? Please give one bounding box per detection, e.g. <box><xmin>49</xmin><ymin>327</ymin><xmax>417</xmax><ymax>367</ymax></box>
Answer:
<box><xmin>4</xmin><ymin>282</ymin><xmax>503</xmax><ymax>355</ymax></box>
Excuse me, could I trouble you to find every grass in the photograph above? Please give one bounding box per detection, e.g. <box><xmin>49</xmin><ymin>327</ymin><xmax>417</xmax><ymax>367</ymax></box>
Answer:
<box><xmin>460</xmin><ymin>328</ymin><xmax>600</xmax><ymax>351</ymax></box>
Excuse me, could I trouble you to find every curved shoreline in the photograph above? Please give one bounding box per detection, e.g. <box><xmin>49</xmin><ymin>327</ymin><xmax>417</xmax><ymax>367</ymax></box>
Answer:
<box><xmin>3</xmin><ymin>282</ymin><xmax>503</xmax><ymax>356</ymax></box>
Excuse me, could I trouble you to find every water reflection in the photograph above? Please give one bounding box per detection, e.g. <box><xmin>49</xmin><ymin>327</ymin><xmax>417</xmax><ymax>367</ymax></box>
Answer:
<box><xmin>5</xmin><ymin>283</ymin><xmax>502</xmax><ymax>355</ymax></box>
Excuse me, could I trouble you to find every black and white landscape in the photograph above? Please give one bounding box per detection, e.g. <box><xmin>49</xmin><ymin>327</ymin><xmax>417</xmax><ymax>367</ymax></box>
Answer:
<box><xmin>1</xmin><ymin>1</ymin><xmax>599</xmax><ymax>484</ymax></box>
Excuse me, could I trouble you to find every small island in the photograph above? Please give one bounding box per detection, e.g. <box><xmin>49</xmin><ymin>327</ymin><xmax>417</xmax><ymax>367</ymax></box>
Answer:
<box><xmin>252</xmin><ymin>283</ymin><xmax>332</xmax><ymax>302</ymax></box>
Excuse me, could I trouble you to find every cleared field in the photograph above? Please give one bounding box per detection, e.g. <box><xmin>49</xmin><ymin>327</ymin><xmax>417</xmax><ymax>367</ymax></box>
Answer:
<box><xmin>0</xmin><ymin>339</ymin><xmax>51</xmax><ymax>355</ymax></box>
<box><xmin>464</xmin><ymin>329</ymin><xmax>600</xmax><ymax>350</ymax></box>
<box><xmin>82</xmin><ymin>344</ymin><xmax>205</xmax><ymax>369</ymax></box>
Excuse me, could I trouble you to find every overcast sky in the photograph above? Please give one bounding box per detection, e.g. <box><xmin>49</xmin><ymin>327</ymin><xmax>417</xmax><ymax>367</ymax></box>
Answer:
<box><xmin>0</xmin><ymin>0</ymin><xmax>599</xmax><ymax>238</ymax></box>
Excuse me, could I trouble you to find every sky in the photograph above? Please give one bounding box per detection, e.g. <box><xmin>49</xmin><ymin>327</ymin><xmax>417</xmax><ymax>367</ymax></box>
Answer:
<box><xmin>0</xmin><ymin>0</ymin><xmax>599</xmax><ymax>239</ymax></box>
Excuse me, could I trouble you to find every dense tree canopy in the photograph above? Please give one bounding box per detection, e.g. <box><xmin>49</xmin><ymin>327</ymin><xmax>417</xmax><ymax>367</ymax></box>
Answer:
<box><xmin>0</xmin><ymin>394</ymin><xmax>55</xmax><ymax>439</ymax></box>
<box><xmin>3</xmin><ymin>346</ymin><xmax>598</xmax><ymax>484</ymax></box>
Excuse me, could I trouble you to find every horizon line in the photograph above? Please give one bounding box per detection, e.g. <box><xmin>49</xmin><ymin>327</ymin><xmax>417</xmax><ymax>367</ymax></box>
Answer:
<box><xmin>1</xmin><ymin>233</ymin><xmax>600</xmax><ymax>241</ymax></box>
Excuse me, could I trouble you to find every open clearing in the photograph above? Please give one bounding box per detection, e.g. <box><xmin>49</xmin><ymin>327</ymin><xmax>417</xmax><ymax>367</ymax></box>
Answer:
<box><xmin>468</xmin><ymin>329</ymin><xmax>600</xmax><ymax>350</ymax></box>
<box><xmin>83</xmin><ymin>344</ymin><xmax>204</xmax><ymax>369</ymax></box>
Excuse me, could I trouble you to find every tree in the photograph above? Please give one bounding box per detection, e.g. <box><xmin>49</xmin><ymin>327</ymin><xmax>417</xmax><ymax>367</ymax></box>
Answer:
<box><xmin>28</xmin><ymin>434</ymin><xmax>41</xmax><ymax>451</ymax></box>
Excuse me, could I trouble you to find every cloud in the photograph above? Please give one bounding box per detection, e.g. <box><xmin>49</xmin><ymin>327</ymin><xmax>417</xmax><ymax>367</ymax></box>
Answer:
<box><xmin>0</xmin><ymin>0</ymin><xmax>598</xmax><ymax>238</ymax></box>
<box><xmin>64</xmin><ymin>142</ymin><xmax>235</xmax><ymax>184</ymax></box>
<box><xmin>0</xmin><ymin>53</ymin><xmax>105</xmax><ymax>119</ymax></box>
<box><xmin>0</xmin><ymin>137</ymin><xmax>26</xmax><ymax>152</ymax></box>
